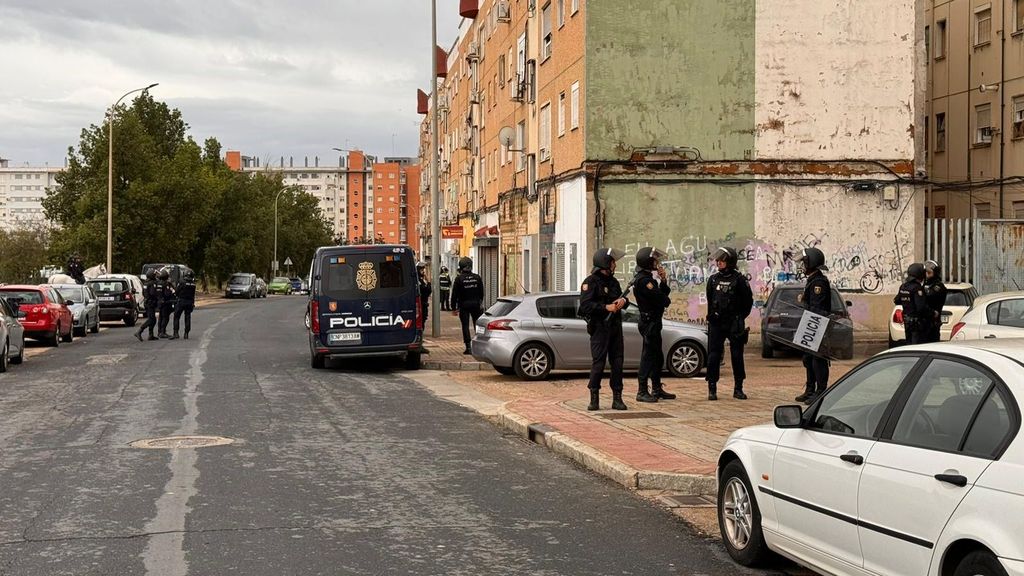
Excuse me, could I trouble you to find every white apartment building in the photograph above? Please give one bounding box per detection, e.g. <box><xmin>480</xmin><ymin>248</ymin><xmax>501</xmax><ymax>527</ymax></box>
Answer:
<box><xmin>0</xmin><ymin>159</ymin><xmax>62</xmax><ymax>231</ymax></box>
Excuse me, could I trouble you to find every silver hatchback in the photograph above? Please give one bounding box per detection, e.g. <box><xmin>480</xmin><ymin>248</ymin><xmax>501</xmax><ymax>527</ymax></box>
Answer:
<box><xmin>472</xmin><ymin>292</ymin><xmax>708</xmax><ymax>381</ymax></box>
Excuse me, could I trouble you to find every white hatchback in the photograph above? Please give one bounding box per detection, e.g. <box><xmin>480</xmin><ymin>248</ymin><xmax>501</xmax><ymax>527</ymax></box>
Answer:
<box><xmin>717</xmin><ymin>340</ymin><xmax>1024</xmax><ymax>576</ymax></box>
<box><xmin>888</xmin><ymin>283</ymin><xmax>977</xmax><ymax>346</ymax></box>
<box><xmin>951</xmin><ymin>291</ymin><xmax>1024</xmax><ymax>341</ymax></box>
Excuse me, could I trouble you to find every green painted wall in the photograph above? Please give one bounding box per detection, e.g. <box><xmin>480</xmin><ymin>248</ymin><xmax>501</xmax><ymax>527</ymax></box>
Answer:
<box><xmin>585</xmin><ymin>0</ymin><xmax>756</xmax><ymax>160</ymax></box>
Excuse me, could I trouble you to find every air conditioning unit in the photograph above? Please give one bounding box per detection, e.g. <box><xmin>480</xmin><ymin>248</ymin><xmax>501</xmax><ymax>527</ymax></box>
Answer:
<box><xmin>437</xmin><ymin>96</ymin><xmax>449</xmax><ymax>112</ymax></box>
<box><xmin>469</xmin><ymin>89</ymin><xmax>480</xmax><ymax>104</ymax></box>
<box><xmin>496</xmin><ymin>0</ymin><xmax>511</xmax><ymax>22</ymax></box>
<box><xmin>466</xmin><ymin>41</ymin><xmax>480</xmax><ymax>61</ymax></box>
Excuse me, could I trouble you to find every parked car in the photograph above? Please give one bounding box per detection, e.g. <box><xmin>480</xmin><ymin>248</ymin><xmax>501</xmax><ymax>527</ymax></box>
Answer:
<box><xmin>225</xmin><ymin>273</ymin><xmax>257</xmax><ymax>299</ymax></box>
<box><xmin>300</xmin><ymin>277</ymin><xmax>310</xmax><ymax>295</ymax></box>
<box><xmin>52</xmin><ymin>284</ymin><xmax>101</xmax><ymax>337</ymax></box>
<box><xmin>0</xmin><ymin>296</ymin><xmax>26</xmax><ymax>371</ymax></box>
<box><xmin>760</xmin><ymin>282</ymin><xmax>854</xmax><ymax>360</ymax></box>
<box><xmin>268</xmin><ymin>276</ymin><xmax>292</xmax><ymax>295</ymax></box>
<box><xmin>254</xmin><ymin>278</ymin><xmax>268</xmax><ymax>298</ymax></box>
<box><xmin>889</xmin><ymin>282</ymin><xmax>978</xmax><ymax>346</ymax></box>
<box><xmin>951</xmin><ymin>291</ymin><xmax>1024</xmax><ymax>341</ymax></box>
<box><xmin>471</xmin><ymin>292</ymin><xmax>708</xmax><ymax>380</ymax></box>
<box><xmin>87</xmin><ymin>277</ymin><xmax>140</xmax><ymax>326</ymax></box>
<box><xmin>0</xmin><ymin>285</ymin><xmax>73</xmax><ymax>346</ymax></box>
<box><xmin>717</xmin><ymin>339</ymin><xmax>1024</xmax><ymax>576</ymax></box>
<box><xmin>289</xmin><ymin>277</ymin><xmax>303</xmax><ymax>294</ymax></box>
<box><xmin>91</xmin><ymin>273</ymin><xmax>147</xmax><ymax>316</ymax></box>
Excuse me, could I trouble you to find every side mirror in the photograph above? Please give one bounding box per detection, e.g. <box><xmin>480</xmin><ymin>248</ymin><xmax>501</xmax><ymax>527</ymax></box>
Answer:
<box><xmin>774</xmin><ymin>405</ymin><xmax>804</xmax><ymax>428</ymax></box>
<box><xmin>845</xmin><ymin>300</ymin><xmax>853</xmax><ymax>307</ymax></box>
<box><xmin>65</xmin><ymin>300</ymin><xmax>76</xmax><ymax>306</ymax></box>
<box><xmin>17</xmin><ymin>310</ymin><xmax>26</xmax><ymax>319</ymax></box>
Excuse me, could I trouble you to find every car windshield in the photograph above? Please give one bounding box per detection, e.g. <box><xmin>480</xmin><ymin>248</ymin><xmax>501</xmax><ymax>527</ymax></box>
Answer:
<box><xmin>0</xmin><ymin>290</ymin><xmax>43</xmax><ymax>305</ymax></box>
<box><xmin>89</xmin><ymin>281</ymin><xmax>128</xmax><ymax>294</ymax></box>
<box><xmin>273</xmin><ymin>277</ymin><xmax>290</xmax><ymax>283</ymax></box>
<box><xmin>229</xmin><ymin>275</ymin><xmax>252</xmax><ymax>285</ymax></box>
<box><xmin>57</xmin><ymin>287</ymin><xmax>85</xmax><ymax>302</ymax></box>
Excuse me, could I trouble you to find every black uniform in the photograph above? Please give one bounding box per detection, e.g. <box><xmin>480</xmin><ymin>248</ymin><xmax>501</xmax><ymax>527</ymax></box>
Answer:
<box><xmin>896</xmin><ymin>278</ymin><xmax>933</xmax><ymax>345</ymax></box>
<box><xmin>439</xmin><ymin>272</ymin><xmax>452</xmax><ymax>311</ymax></box>
<box><xmin>67</xmin><ymin>258</ymin><xmax>86</xmax><ymax>285</ymax></box>
<box><xmin>419</xmin><ymin>275</ymin><xmax>432</xmax><ymax>325</ymax></box>
<box><xmin>579</xmin><ymin>271</ymin><xmax>628</xmax><ymax>393</ymax></box>
<box><xmin>137</xmin><ymin>280</ymin><xmax>161</xmax><ymax>339</ymax></box>
<box><xmin>923</xmin><ymin>277</ymin><xmax>946</xmax><ymax>343</ymax></box>
<box><xmin>157</xmin><ymin>280</ymin><xmax>175</xmax><ymax>337</ymax></box>
<box><xmin>802</xmin><ymin>271</ymin><xmax>833</xmax><ymax>395</ymax></box>
<box><xmin>634</xmin><ymin>269</ymin><xmax>672</xmax><ymax>394</ymax></box>
<box><xmin>705</xmin><ymin>269</ymin><xmax>754</xmax><ymax>392</ymax></box>
<box><xmin>451</xmin><ymin>270</ymin><xmax>485</xmax><ymax>350</ymax></box>
<box><xmin>173</xmin><ymin>278</ymin><xmax>197</xmax><ymax>338</ymax></box>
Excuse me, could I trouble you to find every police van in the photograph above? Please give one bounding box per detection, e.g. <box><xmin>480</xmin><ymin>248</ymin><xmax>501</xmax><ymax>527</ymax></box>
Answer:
<box><xmin>307</xmin><ymin>244</ymin><xmax>424</xmax><ymax>370</ymax></box>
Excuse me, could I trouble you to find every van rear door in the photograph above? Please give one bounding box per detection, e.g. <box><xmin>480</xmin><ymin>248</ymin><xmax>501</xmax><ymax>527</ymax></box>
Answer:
<box><xmin>316</xmin><ymin>247</ymin><xmax>419</xmax><ymax>349</ymax></box>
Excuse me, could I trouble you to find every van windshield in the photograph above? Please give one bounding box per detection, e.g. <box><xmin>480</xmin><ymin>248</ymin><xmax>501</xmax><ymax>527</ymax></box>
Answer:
<box><xmin>320</xmin><ymin>253</ymin><xmax>410</xmax><ymax>299</ymax></box>
<box><xmin>229</xmin><ymin>275</ymin><xmax>252</xmax><ymax>285</ymax></box>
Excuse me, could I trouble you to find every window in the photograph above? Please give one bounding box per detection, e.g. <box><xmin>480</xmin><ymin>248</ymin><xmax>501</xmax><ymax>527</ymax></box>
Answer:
<box><xmin>376</xmin><ymin>207</ymin><xmax>383</xmax><ymax>214</ymax></box>
<box><xmin>1014</xmin><ymin>200</ymin><xmax>1024</xmax><ymax>218</ymax></box>
<box><xmin>1013</xmin><ymin>96</ymin><xmax>1024</xmax><ymax>139</ymax></box>
<box><xmin>924</xmin><ymin>115</ymin><xmax>929</xmax><ymax>152</ymax></box>
<box><xmin>539</xmin><ymin>103</ymin><xmax>552</xmax><ymax>160</ymax></box>
<box><xmin>498</xmin><ymin>54</ymin><xmax>506</xmax><ymax>86</ymax></box>
<box><xmin>811</xmin><ymin>357</ymin><xmax>919</xmax><ymax>438</ymax></box>
<box><xmin>536</xmin><ymin>295</ymin><xmax>579</xmax><ymax>319</ymax></box>
<box><xmin>963</xmin><ymin>387</ymin><xmax>1014</xmax><ymax>457</ymax></box>
<box><xmin>975</xmin><ymin>7</ymin><xmax>992</xmax><ymax>46</ymax></box>
<box><xmin>976</xmin><ymin>104</ymin><xmax>993</xmax><ymax>144</ymax></box>
<box><xmin>557</xmin><ymin>0</ymin><xmax>565</xmax><ymax>27</ymax></box>
<box><xmin>541</xmin><ymin>3</ymin><xmax>553</xmax><ymax>60</ymax></box>
<box><xmin>516</xmin><ymin>121</ymin><xmax>527</xmax><ymax>171</ymax></box>
<box><xmin>891</xmin><ymin>359</ymin><xmax>993</xmax><ymax>453</ymax></box>
<box><xmin>974</xmin><ymin>202</ymin><xmax>992</xmax><ymax>218</ymax></box>
<box><xmin>570</xmin><ymin>81</ymin><xmax>580</xmax><ymax>129</ymax></box>
<box><xmin>1016</xmin><ymin>0</ymin><xmax>1024</xmax><ymax>33</ymax></box>
<box><xmin>925</xmin><ymin>25</ymin><xmax>930</xmax><ymax>60</ymax></box>
<box><xmin>558</xmin><ymin>92</ymin><xmax>566</xmax><ymax>136</ymax></box>
<box><xmin>389</xmin><ymin>219</ymin><xmax>395</xmax><ymax>225</ymax></box>
<box><xmin>571</xmin><ymin>0</ymin><xmax>579</xmax><ymax>14</ymax></box>
<box><xmin>986</xmin><ymin>298</ymin><xmax>1024</xmax><ymax>328</ymax></box>
<box><xmin>936</xmin><ymin>19</ymin><xmax>947</xmax><ymax>59</ymax></box>
<box><xmin>936</xmin><ymin>113</ymin><xmax>946</xmax><ymax>152</ymax></box>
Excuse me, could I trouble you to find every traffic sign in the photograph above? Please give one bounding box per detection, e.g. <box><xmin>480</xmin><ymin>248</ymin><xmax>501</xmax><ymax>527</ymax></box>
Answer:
<box><xmin>283</xmin><ymin>257</ymin><xmax>293</xmax><ymax>266</ymax></box>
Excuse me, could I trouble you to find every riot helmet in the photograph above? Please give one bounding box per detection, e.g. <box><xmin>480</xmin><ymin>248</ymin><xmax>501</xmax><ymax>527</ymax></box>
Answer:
<box><xmin>441</xmin><ymin>266</ymin><xmax>449</xmax><ymax>274</ymax></box>
<box><xmin>592</xmin><ymin>248</ymin><xmax>625</xmax><ymax>271</ymax></box>
<box><xmin>458</xmin><ymin>257</ymin><xmax>473</xmax><ymax>272</ymax></box>
<box><xmin>906</xmin><ymin>262</ymin><xmax>925</xmax><ymax>281</ymax></box>
<box><xmin>711</xmin><ymin>247</ymin><xmax>739</xmax><ymax>269</ymax></box>
<box><xmin>923</xmin><ymin>259</ymin><xmax>941</xmax><ymax>280</ymax></box>
<box><xmin>797</xmin><ymin>247</ymin><xmax>828</xmax><ymax>273</ymax></box>
<box><xmin>184</xmin><ymin>270</ymin><xmax>195</xmax><ymax>283</ymax></box>
<box><xmin>146</xmin><ymin>269</ymin><xmax>158</xmax><ymax>281</ymax></box>
<box><xmin>159</xmin><ymin>269</ymin><xmax>170</xmax><ymax>281</ymax></box>
<box><xmin>635</xmin><ymin>247</ymin><xmax>666</xmax><ymax>271</ymax></box>
<box><xmin>416</xmin><ymin>261</ymin><xmax>428</xmax><ymax>270</ymax></box>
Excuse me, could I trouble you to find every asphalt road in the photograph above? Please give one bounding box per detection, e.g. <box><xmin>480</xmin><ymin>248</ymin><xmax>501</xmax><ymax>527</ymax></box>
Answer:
<box><xmin>0</xmin><ymin>297</ymin><xmax>804</xmax><ymax>576</ymax></box>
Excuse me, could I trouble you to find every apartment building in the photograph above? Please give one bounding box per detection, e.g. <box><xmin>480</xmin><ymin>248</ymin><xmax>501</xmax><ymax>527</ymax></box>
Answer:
<box><xmin>0</xmin><ymin>158</ymin><xmax>62</xmax><ymax>231</ymax></box>
<box><xmin>925</xmin><ymin>0</ymin><xmax>1024</xmax><ymax>219</ymax></box>
<box><xmin>421</xmin><ymin>0</ymin><xmax>926</xmax><ymax>331</ymax></box>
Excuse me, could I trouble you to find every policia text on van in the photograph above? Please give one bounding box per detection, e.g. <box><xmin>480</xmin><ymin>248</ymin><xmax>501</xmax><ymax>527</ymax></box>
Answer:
<box><xmin>307</xmin><ymin>244</ymin><xmax>425</xmax><ymax>370</ymax></box>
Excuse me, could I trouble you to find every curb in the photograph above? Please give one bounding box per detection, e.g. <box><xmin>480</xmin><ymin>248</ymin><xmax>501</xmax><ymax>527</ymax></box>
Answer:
<box><xmin>422</xmin><ymin>360</ymin><xmax>486</xmax><ymax>371</ymax></box>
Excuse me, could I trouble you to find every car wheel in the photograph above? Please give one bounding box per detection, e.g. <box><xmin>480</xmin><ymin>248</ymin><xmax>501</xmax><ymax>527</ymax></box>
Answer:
<box><xmin>494</xmin><ymin>366</ymin><xmax>515</xmax><ymax>376</ymax></box>
<box><xmin>513</xmin><ymin>343</ymin><xmax>553</xmax><ymax>381</ymax></box>
<box><xmin>953</xmin><ymin>550</ymin><xmax>1009</xmax><ymax>576</ymax></box>
<box><xmin>11</xmin><ymin>341</ymin><xmax>23</xmax><ymax>365</ymax></box>
<box><xmin>761</xmin><ymin>340</ymin><xmax>774</xmax><ymax>359</ymax></box>
<box><xmin>125</xmin><ymin>315</ymin><xmax>137</xmax><ymax>327</ymax></box>
<box><xmin>404</xmin><ymin>351</ymin><xmax>422</xmax><ymax>370</ymax></box>
<box><xmin>91</xmin><ymin>316</ymin><xmax>100</xmax><ymax>333</ymax></box>
<box><xmin>668</xmin><ymin>341</ymin><xmax>704</xmax><ymax>378</ymax></box>
<box><xmin>62</xmin><ymin>325</ymin><xmax>73</xmax><ymax>343</ymax></box>
<box><xmin>718</xmin><ymin>460</ymin><xmax>771</xmax><ymax>567</ymax></box>
<box><xmin>311</xmin><ymin>353</ymin><xmax>325</xmax><ymax>370</ymax></box>
<box><xmin>75</xmin><ymin>325</ymin><xmax>86</xmax><ymax>338</ymax></box>
<box><xmin>0</xmin><ymin>341</ymin><xmax>8</xmax><ymax>373</ymax></box>
<box><xmin>49</xmin><ymin>329</ymin><xmax>60</xmax><ymax>348</ymax></box>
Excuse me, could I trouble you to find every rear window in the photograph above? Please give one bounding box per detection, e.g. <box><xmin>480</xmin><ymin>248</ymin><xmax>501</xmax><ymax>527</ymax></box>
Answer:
<box><xmin>89</xmin><ymin>281</ymin><xmax>129</xmax><ymax>294</ymax></box>
<box><xmin>946</xmin><ymin>290</ymin><xmax>972</xmax><ymax>307</ymax></box>
<box><xmin>273</xmin><ymin>277</ymin><xmax>290</xmax><ymax>283</ymax></box>
<box><xmin>484</xmin><ymin>299</ymin><xmax>521</xmax><ymax>317</ymax></box>
<box><xmin>0</xmin><ymin>290</ymin><xmax>44</xmax><ymax>305</ymax></box>
<box><xmin>320</xmin><ymin>253</ymin><xmax>411</xmax><ymax>299</ymax></box>
<box><xmin>775</xmin><ymin>287</ymin><xmax>844</xmax><ymax>311</ymax></box>
<box><xmin>536</xmin><ymin>296</ymin><xmax>578</xmax><ymax>319</ymax></box>
<box><xmin>57</xmin><ymin>287</ymin><xmax>86</xmax><ymax>302</ymax></box>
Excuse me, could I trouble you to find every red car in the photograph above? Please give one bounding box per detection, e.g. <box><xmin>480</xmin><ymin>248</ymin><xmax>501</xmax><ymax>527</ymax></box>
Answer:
<box><xmin>0</xmin><ymin>285</ymin><xmax>73</xmax><ymax>347</ymax></box>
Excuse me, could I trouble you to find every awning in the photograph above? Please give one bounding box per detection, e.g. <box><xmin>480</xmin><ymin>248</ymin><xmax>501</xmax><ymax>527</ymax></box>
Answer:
<box><xmin>474</xmin><ymin>225</ymin><xmax>498</xmax><ymax>238</ymax></box>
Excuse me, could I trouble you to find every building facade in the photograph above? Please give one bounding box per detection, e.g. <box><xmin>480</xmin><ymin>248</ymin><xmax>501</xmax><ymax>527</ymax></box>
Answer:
<box><xmin>0</xmin><ymin>158</ymin><xmax>62</xmax><ymax>231</ymax></box>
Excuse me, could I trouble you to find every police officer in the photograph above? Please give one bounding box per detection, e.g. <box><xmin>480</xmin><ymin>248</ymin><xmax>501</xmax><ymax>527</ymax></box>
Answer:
<box><xmin>170</xmin><ymin>270</ymin><xmax>197</xmax><ymax>340</ymax></box>
<box><xmin>67</xmin><ymin>254</ymin><xmax>86</xmax><ymax>285</ymax></box>
<box><xmin>157</xmin><ymin>269</ymin><xmax>175</xmax><ymax>338</ymax></box>
<box><xmin>705</xmin><ymin>247</ymin><xmax>754</xmax><ymax>401</ymax></box>
<box><xmin>451</xmin><ymin>257</ymin><xmax>485</xmax><ymax>355</ymax></box>
<box><xmin>633</xmin><ymin>247</ymin><xmax>674</xmax><ymax>403</ymax></box>
<box><xmin>439</xmin><ymin>267</ymin><xmax>452</xmax><ymax>311</ymax></box>
<box><xmin>417</xmin><ymin>262</ymin><xmax>432</xmax><ymax>326</ymax></box>
<box><xmin>895</xmin><ymin>263</ymin><xmax>933</xmax><ymax>345</ymax></box>
<box><xmin>796</xmin><ymin>248</ymin><xmax>832</xmax><ymax>404</ymax></box>
<box><xmin>135</xmin><ymin>270</ymin><xmax>161</xmax><ymax>342</ymax></box>
<box><xmin>923</xmin><ymin>259</ymin><xmax>946</xmax><ymax>343</ymax></box>
<box><xmin>579</xmin><ymin>248</ymin><xmax>629</xmax><ymax>411</ymax></box>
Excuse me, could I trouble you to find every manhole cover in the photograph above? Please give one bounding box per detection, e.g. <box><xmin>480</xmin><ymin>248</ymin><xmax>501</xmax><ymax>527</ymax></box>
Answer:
<box><xmin>599</xmin><ymin>412</ymin><xmax>675</xmax><ymax>420</ymax></box>
<box><xmin>130</xmin><ymin>435</ymin><xmax>235</xmax><ymax>449</ymax></box>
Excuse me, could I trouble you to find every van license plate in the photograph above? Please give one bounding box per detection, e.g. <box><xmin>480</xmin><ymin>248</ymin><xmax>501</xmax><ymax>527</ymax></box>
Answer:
<box><xmin>329</xmin><ymin>333</ymin><xmax>361</xmax><ymax>343</ymax></box>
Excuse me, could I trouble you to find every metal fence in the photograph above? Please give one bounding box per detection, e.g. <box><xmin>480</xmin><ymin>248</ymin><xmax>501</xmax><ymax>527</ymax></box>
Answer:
<box><xmin>925</xmin><ymin>218</ymin><xmax>1024</xmax><ymax>294</ymax></box>
<box><xmin>925</xmin><ymin>218</ymin><xmax>975</xmax><ymax>284</ymax></box>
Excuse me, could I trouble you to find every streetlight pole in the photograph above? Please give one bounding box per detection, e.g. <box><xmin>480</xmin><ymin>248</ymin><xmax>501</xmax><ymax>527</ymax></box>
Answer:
<box><xmin>274</xmin><ymin>188</ymin><xmax>287</xmax><ymax>276</ymax></box>
<box><xmin>107</xmin><ymin>82</ymin><xmax>158</xmax><ymax>273</ymax></box>
<box><xmin>430</xmin><ymin>0</ymin><xmax>441</xmax><ymax>338</ymax></box>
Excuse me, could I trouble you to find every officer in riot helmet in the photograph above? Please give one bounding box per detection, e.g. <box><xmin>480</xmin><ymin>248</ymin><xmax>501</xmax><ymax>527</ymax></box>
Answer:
<box><xmin>439</xmin><ymin>266</ymin><xmax>452</xmax><ymax>311</ymax></box>
<box><xmin>633</xmin><ymin>247</ymin><xmax>675</xmax><ymax>403</ymax></box>
<box><xmin>579</xmin><ymin>248</ymin><xmax>629</xmax><ymax>411</ymax></box>
<box><xmin>135</xmin><ymin>269</ymin><xmax>161</xmax><ymax>341</ymax></box>
<box><xmin>796</xmin><ymin>247</ymin><xmax>833</xmax><ymax>404</ymax></box>
<box><xmin>157</xmin><ymin>269</ymin><xmax>175</xmax><ymax>338</ymax></box>
<box><xmin>416</xmin><ymin>262</ymin><xmax>432</xmax><ymax>326</ymax></box>
<box><xmin>705</xmin><ymin>247</ymin><xmax>754</xmax><ymax>401</ymax></box>
<box><xmin>923</xmin><ymin>260</ymin><xmax>946</xmax><ymax>343</ymax></box>
<box><xmin>451</xmin><ymin>257</ymin><xmax>485</xmax><ymax>355</ymax></box>
<box><xmin>170</xmin><ymin>270</ymin><xmax>197</xmax><ymax>340</ymax></box>
<box><xmin>895</xmin><ymin>263</ymin><xmax>934</xmax><ymax>346</ymax></box>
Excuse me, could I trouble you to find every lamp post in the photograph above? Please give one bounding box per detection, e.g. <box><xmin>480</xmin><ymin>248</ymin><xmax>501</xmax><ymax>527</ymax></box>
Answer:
<box><xmin>430</xmin><ymin>0</ymin><xmax>441</xmax><ymax>338</ymax></box>
<box><xmin>107</xmin><ymin>82</ymin><xmax>158</xmax><ymax>273</ymax></box>
<box><xmin>273</xmin><ymin>188</ymin><xmax>287</xmax><ymax>276</ymax></box>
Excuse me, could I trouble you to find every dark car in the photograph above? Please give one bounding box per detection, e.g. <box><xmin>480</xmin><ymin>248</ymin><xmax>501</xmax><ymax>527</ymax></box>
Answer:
<box><xmin>289</xmin><ymin>277</ymin><xmax>303</xmax><ymax>294</ymax></box>
<box><xmin>307</xmin><ymin>244</ymin><xmax>424</xmax><ymax>370</ymax></box>
<box><xmin>87</xmin><ymin>277</ymin><xmax>139</xmax><ymax>326</ymax></box>
<box><xmin>225</xmin><ymin>273</ymin><xmax>258</xmax><ymax>299</ymax></box>
<box><xmin>760</xmin><ymin>282</ymin><xmax>854</xmax><ymax>360</ymax></box>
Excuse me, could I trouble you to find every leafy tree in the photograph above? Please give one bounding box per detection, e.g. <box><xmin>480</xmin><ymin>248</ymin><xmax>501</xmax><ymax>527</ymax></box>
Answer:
<box><xmin>0</xmin><ymin>226</ymin><xmax>52</xmax><ymax>284</ymax></box>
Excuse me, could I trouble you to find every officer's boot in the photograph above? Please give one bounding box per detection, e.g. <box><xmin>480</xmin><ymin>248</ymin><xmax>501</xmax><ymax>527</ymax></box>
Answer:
<box><xmin>795</xmin><ymin>384</ymin><xmax>815</xmax><ymax>403</ymax></box>
<box><xmin>587</xmin><ymin>390</ymin><xmax>600</xmax><ymax>411</ymax></box>
<box><xmin>652</xmin><ymin>381</ymin><xmax>676</xmax><ymax>400</ymax></box>
<box><xmin>733</xmin><ymin>381</ymin><xmax>748</xmax><ymax>400</ymax></box>
<box><xmin>611</xmin><ymin>391</ymin><xmax>628</xmax><ymax>410</ymax></box>
<box><xmin>636</xmin><ymin>381</ymin><xmax>658</xmax><ymax>403</ymax></box>
<box><xmin>708</xmin><ymin>382</ymin><xmax>718</xmax><ymax>401</ymax></box>
<box><xmin>183</xmin><ymin>331</ymin><xmax>189</xmax><ymax>340</ymax></box>
<box><xmin>169</xmin><ymin>331</ymin><xmax>179</xmax><ymax>340</ymax></box>
<box><xmin>134</xmin><ymin>329</ymin><xmax>143</xmax><ymax>342</ymax></box>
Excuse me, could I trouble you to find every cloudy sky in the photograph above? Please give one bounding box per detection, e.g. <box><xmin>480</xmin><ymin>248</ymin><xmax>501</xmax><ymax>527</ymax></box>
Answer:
<box><xmin>0</xmin><ymin>0</ymin><xmax>465</xmax><ymax>167</ymax></box>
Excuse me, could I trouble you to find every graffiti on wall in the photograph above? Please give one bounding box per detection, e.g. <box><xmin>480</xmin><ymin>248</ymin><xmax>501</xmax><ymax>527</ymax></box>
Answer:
<box><xmin>617</xmin><ymin>231</ymin><xmax>908</xmax><ymax>325</ymax></box>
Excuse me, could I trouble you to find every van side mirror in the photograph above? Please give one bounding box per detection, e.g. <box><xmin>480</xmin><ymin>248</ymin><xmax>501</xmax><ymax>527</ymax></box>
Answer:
<box><xmin>845</xmin><ymin>300</ymin><xmax>853</xmax><ymax>307</ymax></box>
<box><xmin>774</xmin><ymin>405</ymin><xmax>804</xmax><ymax>428</ymax></box>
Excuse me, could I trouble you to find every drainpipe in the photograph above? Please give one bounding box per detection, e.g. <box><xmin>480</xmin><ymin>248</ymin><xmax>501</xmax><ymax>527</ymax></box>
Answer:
<box><xmin>999</xmin><ymin>1</ymin><xmax>1007</xmax><ymax>217</ymax></box>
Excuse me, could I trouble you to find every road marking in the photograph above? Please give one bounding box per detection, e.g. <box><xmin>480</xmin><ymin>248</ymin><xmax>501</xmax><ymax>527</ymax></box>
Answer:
<box><xmin>140</xmin><ymin>311</ymin><xmax>239</xmax><ymax>576</ymax></box>
<box><xmin>86</xmin><ymin>353</ymin><xmax>128</xmax><ymax>365</ymax></box>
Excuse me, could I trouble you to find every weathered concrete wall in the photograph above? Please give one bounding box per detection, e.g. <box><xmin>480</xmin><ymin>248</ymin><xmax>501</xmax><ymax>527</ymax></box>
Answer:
<box><xmin>585</xmin><ymin>0</ymin><xmax>755</xmax><ymax>160</ymax></box>
<box><xmin>754</xmin><ymin>0</ymin><xmax>917</xmax><ymax>160</ymax></box>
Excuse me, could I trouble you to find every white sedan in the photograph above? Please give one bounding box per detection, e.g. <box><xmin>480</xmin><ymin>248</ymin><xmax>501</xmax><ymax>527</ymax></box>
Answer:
<box><xmin>717</xmin><ymin>340</ymin><xmax>1024</xmax><ymax>576</ymax></box>
<box><xmin>952</xmin><ymin>291</ymin><xmax>1024</xmax><ymax>341</ymax></box>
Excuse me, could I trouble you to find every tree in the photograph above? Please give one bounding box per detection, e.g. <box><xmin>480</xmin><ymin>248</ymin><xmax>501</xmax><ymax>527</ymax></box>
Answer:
<box><xmin>0</xmin><ymin>226</ymin><xmax>52</xmax><ymax>284</ymax></box>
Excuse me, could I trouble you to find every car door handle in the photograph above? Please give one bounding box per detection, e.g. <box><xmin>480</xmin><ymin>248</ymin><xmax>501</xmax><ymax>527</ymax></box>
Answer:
<box><xmin>549</xmin><ymin>324</ymin><xmax>566</xmax><ymax>330</ymax></box>
<box><xmin>985</xmin><ymin>335</ymin><xmax>997</xmax><ymax>339</ymax></box>
<box><xmin>839</xmin><ymin>453</ymin><xmax>864</xmax><ymax>465</ymax></box>
<box><xmin>934</xmin><ymin>473</ymin><xmax>968</xmax><ymax>487</ymax></box>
